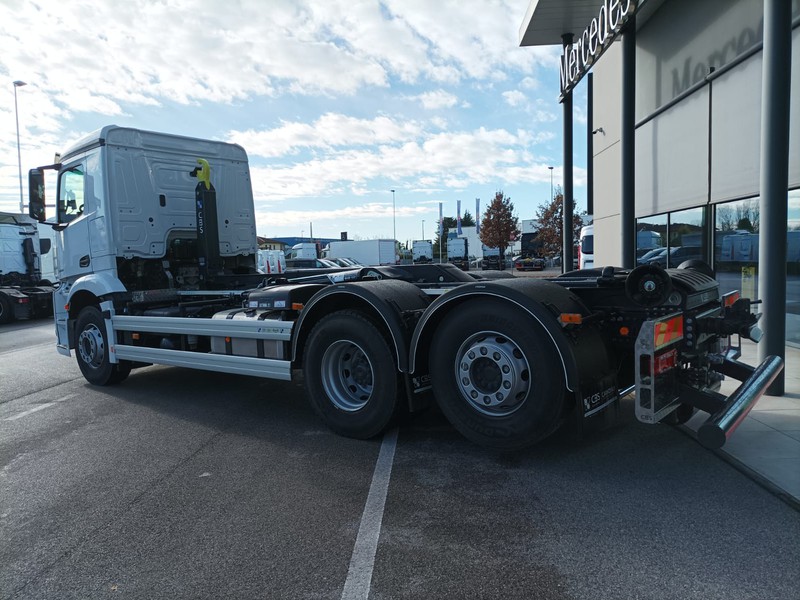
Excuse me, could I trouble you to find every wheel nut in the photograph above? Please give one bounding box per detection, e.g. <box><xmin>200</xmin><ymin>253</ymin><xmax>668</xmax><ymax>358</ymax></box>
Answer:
<box><xmin>502</xmin><ymin>365</ymin><xmax>510</xmax><ymax>374</ymax></box>
<box><xmin>471</xmin><ymin>390</ymin><xmax>478</xmax><ymax>399</ymax></box>
<box><xmin>468</xmin><ymin>351</ymin><xmax>475</xmax><ymax>360</ymax></box>
<box><xmin>462</xmin><ymin>377</ymin><xmax>470</xmax><ymax>385</ymax></box>
<box><xmin>493</xmin><ymin>352</ymin><xmax>501</xmax><ymax>361</ymax></box>
<box><xmin>480</xmin><ymin>347</ymin><xmax>488</xmax><ymax>355</ymax></box>
<box><xmin>503</xmin><ymin>381</ymin><xmax>511</xmax><ymax>389</ymax></box>
<box><xmin>483</xmin><ymin>396</ymin><xmax>491</xmax><ymax>405</ymax></box>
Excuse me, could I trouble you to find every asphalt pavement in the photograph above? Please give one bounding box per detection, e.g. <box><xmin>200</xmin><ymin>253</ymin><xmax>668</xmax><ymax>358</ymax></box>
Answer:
<box><xmin>2</xmin><ymin>319</ymin><xmax>799</xmax><ymax>600</ymax></box>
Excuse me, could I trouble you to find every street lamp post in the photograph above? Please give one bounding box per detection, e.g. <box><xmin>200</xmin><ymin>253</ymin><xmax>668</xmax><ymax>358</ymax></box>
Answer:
<box><xmin>422</xmin><ymin>219</ymin><xmax>425</xmax><ymax>240</ymax></box>
<box><xmin>548</xmin><ymin>166</ymin><xmax>554</xmax><ymax>202</ymax></box>
<box><xmin>390</xmin><ymin>189</ymin><xmax>396</xmax><ymax>242</ymax></box>
<box><xmin>13</xmin><ymin>80</ymin><xmax>27</xmax><ymax>213</ymax></box>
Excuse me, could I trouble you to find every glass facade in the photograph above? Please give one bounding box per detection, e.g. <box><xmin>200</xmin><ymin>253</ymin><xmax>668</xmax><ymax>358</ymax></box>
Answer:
<box><xmin>638</xmin><ymin>191</ymin><xmax>800</xmax><ymax>348</ymax></box>
<box><xmin>636</xmin><ymin>208</ymin><xmax>706</xmax><ymax>269</ymax></box>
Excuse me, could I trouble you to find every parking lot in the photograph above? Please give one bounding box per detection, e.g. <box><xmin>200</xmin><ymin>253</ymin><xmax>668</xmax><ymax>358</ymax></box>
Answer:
<box><xmin>2</xmin><ymin>319</ymin><xmax>799</xmax><ymax>599</ymax></box>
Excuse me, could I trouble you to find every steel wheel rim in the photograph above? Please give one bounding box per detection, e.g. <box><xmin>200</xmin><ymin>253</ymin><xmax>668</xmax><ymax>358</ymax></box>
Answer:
<box><xmin>321</xmin><ymin>340</ymin><xmax>374</xmax><ymax>412</ymax></box>
<box><xmin>454</xmin><ymin>330</ymin><xmax>531</xmax><ymax>417</ymax></box>
<box><xmin>78</xmin><ymin>324</ymin><xmax>105</xmax><ymax>369</ymax></box>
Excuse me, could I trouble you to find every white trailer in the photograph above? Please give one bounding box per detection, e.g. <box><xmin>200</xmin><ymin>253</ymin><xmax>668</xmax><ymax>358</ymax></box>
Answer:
<box><xmin>323</xmin><ymin>239</ymin><xmax>396</xmax><ymax>266</ymax></box>
<box><xmin>25</xmin><ymin>126</ymin><xmax>782</xmax><ymax>451</ymax></box>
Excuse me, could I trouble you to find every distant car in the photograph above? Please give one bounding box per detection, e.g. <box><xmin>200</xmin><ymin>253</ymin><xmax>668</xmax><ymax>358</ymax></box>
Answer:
<box><xmin>664</xmin><ymin>246</ymin><xmax>703</xmax><ymax>267</ymax></box>
<box><xmin>482</xmin><ymin>255</ymin><xmax>503</xmax><ymax>270</ymax></box>
<box><xmin>640</xmin><ymin>246</ymin><xmax>703</xmax><ymax>268</ymax></box>
<box><xmin>514</xmin><ymin>255</ymin><xmax>545</xmax><ymax>271</ymax></box>
<box><xmin>285</xmin><ymin>258</ymin><xmax>340</xmax><ymax>269</ymax></box>
<box><xmin>637</xmin><ymin>247</ymin><xmax>667</xmax><ymax>265</ymax></box>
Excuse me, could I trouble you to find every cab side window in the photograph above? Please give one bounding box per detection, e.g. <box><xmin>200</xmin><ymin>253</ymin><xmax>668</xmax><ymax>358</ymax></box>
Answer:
<box><xmin>58</xmin><ymin>166</ymin><xmax>85</xmax><ymax>224</ymax></box>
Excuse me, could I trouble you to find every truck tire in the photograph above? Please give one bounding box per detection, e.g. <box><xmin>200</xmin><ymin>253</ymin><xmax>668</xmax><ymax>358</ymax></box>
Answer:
<box><xmin>303</xmin><ymin>310</ymin><xmax>400</xmax><ymax>439</ymax></box>
<box><xmin>0</xmin><ymin>295</ymin><xmax>13</xmax><ymax>324</ymax></box>
<box><xmin>75</xmin><ymin>306</ymin><xmax>130</xmax><ymax>385</ymax></box>
<box><xmin>429</xmin><ymin>299</ymin><xmax>565</xmax><ymax>450</ymax></box>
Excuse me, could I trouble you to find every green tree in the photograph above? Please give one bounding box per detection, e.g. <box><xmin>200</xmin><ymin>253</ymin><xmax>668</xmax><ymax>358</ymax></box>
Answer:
<box><xmin>479</xmin><ymin>191</ymin><xmax>520</xmax><ymax>258</ymax></box>
<box><xmin>461</xmin><ymin>210</ymin><xmax>476</xmax><ymax>227</ymax></box>
<box><xmin>535</xmin><ymin>186</ymin><xmax>584</xmax><ymax>256</ymax></box>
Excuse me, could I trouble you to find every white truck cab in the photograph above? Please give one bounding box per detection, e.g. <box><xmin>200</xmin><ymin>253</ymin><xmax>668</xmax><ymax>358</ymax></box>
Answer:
<box><xmin>28</xmin><ymin>125</ymin><xmax>259</xmax><ymax>354</ymax></box>
<box><xmin>579</xmin><ymin>225</ymin><xmax>594</xmax><ymax>269</ymax></box>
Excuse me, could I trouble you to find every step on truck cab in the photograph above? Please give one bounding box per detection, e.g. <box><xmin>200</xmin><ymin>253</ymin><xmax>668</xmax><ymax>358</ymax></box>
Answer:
<box><xmin>28</xmin><ymin>126</ymin><xmax>783</xmax><ymax>451</ymax></box>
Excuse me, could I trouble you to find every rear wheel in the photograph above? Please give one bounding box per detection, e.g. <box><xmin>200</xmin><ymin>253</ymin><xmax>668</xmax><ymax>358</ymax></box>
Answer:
<box><xmin>430</xmin><ymin>299</ymin><xmax>565</xmax><ymax>450</ymax></box>
<box><xmin>0</xmin><ymin>295</ymin><xmax>13</xmax><ymax>324</ymax></box>
<box><xmin>303</xmin><ymin>310</ymin><xmax>400</xmax><ymax>439</ymax></box>
<box><xmin>75</xmin><ymin>306</ymin><xmax>130</xmax><ymax>385</ymax></box>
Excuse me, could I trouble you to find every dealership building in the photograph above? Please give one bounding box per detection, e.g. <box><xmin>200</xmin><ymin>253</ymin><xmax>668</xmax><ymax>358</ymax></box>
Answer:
<box><xmin>521</xmin><ymin>0</ymin><xmax>799</xmax><ymax>392</ymax></box>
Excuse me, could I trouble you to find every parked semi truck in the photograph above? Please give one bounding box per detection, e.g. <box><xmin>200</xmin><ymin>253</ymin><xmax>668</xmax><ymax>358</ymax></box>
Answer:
<box><xmin>27</xmin><ymin>126</ymin><xmax>783</xmax><ymax>450</ymax></box>
<box><xmin>446</xmin><ymin>236</ymin><xmax>469</xmax><ymax>271</ymax></box>
<box><xmin>412</xmin><ymin>240</ymin><xmax>433</xmax><ymax>264</ymax></box>
<box><xmin>0</xmin><ymin>212</ymin><xmax>55</xmax><ymax>324</ymax></box>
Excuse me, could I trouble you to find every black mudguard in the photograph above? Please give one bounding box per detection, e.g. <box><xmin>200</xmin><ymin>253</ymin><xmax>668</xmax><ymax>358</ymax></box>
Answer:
<box><xmin>292</xmin><ymin>279</ymin><xmax>432</xmax><ymax>372</ymax></box>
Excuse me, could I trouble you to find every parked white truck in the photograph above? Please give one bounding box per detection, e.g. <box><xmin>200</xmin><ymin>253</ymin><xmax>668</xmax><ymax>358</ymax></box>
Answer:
<box><xmin>446</xmin><ymin>236</ymin><xmax>469</xmax><ymax>270</ymax></box>
<box><xmin>0</xmin><ymin>212</ymin><xmax>55</xmax><ymax>323</ymax></box>
<box><xmin>27</xmin><ymin>126</ymin><xmax>782</xmax><ymax>450</ymax></box>
<box><xmin>412</xmin><ymin>240</ymin><xmax>433</xmax><ymax>263</ymax></box>
<box><xmin>322</xmin><ymin>239</ymin><xmax>396</xmax><ymax>266</ymax></box>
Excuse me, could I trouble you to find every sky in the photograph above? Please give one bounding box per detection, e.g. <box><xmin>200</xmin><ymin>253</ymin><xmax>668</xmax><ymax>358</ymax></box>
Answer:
<box><xmin>0</xmin><ymin>0</ymin><xmax>589</xmax><ymax>246</ymax></box>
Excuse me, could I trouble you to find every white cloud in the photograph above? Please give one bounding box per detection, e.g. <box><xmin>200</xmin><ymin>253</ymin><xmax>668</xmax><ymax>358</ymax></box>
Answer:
<box><xmin>414</xmin><ymin>90</ymin><xmax>459</xmax><ymax>110</ymax></box>
<box><xmin>248</xmin><ymin>124</ymin><xmax>558</xmax><ymax>201</ymax></box>
<box><xmin>0</xmin><ymin>0</ymin><xmax>571</xmax><ymax>242</ymax></box>
<box><xmin>1</xmin><ymin>0</ymin><xmax>556</xmax><ymax>115</ymax></box>
<box><xmin>228</xmin><ymin>114</ymin><xmax>423</xmax><ymax>158</ymax></box>
<box><xmin>502</xmin><ymin>90</ymin><xmax>527</xmax><ymax>107</ymax></box>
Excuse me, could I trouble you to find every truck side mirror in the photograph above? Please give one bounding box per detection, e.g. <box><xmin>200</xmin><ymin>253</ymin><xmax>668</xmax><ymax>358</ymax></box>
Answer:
<box><xmin>28</xmin><ymin>169</ymin><xmax>46</xmax><ymax>222</ymax></box>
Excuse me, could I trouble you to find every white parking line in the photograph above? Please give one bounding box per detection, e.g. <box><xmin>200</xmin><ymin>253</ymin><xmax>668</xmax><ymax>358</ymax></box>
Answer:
<box><xmin>3</xmin><ymin>394</ymin><xmax>76</xmax><ymax>421</ymax></box>
<box><xmin>341</xmin><ymin>428</ymin><xmax>398</xmax><ymax>600</ymax></box>
<box><xmin>4</xmin><ymin>403</ymin><xmax>57</xmax><ymax>421</ymax></box>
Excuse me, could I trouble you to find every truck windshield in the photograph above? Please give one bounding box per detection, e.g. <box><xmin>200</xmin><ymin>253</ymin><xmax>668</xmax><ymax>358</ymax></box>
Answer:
<box><xmin>57</xmin><ymin>166</ymin><xmax>85</xmax><ymax>224</ymax></box>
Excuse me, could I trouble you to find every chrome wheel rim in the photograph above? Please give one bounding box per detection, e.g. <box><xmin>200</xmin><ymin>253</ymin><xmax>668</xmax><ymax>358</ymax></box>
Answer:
<box><xmin>454</xmin><ymin>331</ymin><xmax>530</xmax><ymax>417</ymax></box>
<box><xmin>78</xmin><ymin>324</ymin><xmax>105</xmax><ymax>369</ymax></box>
<box><xmin>321</xmin><ymin>340</ymin><xmax>374</xmax><ymax>412</ymax></box>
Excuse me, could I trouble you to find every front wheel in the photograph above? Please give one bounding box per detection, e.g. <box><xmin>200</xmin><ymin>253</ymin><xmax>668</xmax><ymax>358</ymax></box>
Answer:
<box><xmin>303</xmin><ymin>310</ymin><xmax>400</xmax><ymax>439</ymax></box>
<box><xmin>75</xmin><ymin>306</ymin><xmax>130</xmax><ymax>385</ymax></box>
<box><xmin>429</xmin><ymin>299</ymin><xmax>566</xmax><ymax>450</ymax></box>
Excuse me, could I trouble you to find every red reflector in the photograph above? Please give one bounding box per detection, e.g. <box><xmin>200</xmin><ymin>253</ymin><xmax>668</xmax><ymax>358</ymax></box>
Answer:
<box><xmin>559</xmin><ymin>313</ymin><xmax>582</xmax><ymax>325</ymax></box>
<box><xmin>18</xmin><ymin>297</ymin><xmax>30</xmax><ymax>304</ymax></box>
<box><xmin>723</xmin><ymin>291</ymin><xmax>740</xmax><ymax>307</ymax></box>
<box><xmin>654</xmin><ymin>349</ymin><xmax>678</xmax><ymax>375</ymax></box>
<box><xmin>653</xmin><ymin>315</ymin><xmax>683</xmax><ymax>349</ymax></box>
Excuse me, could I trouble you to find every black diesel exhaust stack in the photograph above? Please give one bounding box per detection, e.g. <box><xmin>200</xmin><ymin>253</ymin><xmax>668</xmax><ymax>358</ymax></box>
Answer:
<box><xmin>190</xmin><ymin>159</ymin><xmax>222</xmax><ymax>285</ymax></box>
